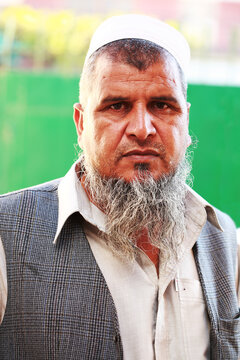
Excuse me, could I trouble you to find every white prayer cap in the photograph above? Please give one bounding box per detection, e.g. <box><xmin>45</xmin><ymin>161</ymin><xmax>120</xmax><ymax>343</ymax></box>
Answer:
<box><xmin>85</xmin><ymin>14</ymin><xmax>191</xmax><ymax>75</ymax></box>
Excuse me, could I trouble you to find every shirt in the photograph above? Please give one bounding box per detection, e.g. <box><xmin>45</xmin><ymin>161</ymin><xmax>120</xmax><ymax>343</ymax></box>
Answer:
<box><xmin>0</xmin><ymin>162</ymin><xmax>239</xmax><ymax>359</ymax></box>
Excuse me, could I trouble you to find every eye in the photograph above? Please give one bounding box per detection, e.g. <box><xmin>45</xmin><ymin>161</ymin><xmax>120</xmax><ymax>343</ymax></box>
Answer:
<box><xmin>109</xmin><ymin>102</ymin><xmax>125</xmax><ymax>111</ymax></box>
<box><xmin>152</xmin><ymin>101</ymin><xmax>169</xmax><ymax>110</ymax></box>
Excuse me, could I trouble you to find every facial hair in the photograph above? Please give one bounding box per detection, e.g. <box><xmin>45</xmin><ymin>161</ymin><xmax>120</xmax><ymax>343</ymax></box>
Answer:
<box><xmin>77</xmin><ymin>154</ymin><xmax>192</xmax><ymax>270</ymax></box>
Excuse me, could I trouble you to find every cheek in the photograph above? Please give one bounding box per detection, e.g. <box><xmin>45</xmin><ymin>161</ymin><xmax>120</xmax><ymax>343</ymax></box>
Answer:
<box><xmin>161</xmin><ymin>123</ymin><xmax>188</xmax><ymax>156</ymax></box>
<box><xmin>172</xmin><ymin>124</ymin><xmax>189</xmax><ymax>154</ymax></box>
<box><xmin>95</xmin><ymin>119</ymin><xmax>125</xmax><ymax>150</ymax></box>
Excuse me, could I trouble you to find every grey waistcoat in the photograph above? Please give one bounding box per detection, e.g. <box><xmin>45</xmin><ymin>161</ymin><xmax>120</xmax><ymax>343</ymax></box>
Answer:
<box><xmin>0</xmin><ymin>180</ymin><xmax>239</xmax><ymax>360</ymax></box>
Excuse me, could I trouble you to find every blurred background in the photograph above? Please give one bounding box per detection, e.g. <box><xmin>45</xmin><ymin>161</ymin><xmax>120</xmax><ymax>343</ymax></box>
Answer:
<box><xmin>0</xmin><ymin>0</ymin><xmax>239</xmax><ymax>226</ymax></box>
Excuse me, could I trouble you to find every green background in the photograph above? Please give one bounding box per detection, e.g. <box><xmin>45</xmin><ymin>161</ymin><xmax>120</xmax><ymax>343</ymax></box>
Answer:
<box><xmin>0</xmin><ymin>71</ymin><xmax>239</xmax><ymax>226</ymax></box>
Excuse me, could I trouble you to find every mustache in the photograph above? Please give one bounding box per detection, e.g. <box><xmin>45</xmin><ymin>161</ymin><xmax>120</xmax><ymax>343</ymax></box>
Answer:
<box><xmin>115</xmin><ymin>140</ymin><xmax>166</xmax><ymax>161</ymax></box>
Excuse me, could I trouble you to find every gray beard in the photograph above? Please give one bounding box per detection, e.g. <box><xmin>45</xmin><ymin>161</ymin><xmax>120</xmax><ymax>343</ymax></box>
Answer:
<box><xmin>78</xmin><ymin>154</ymin><xmax>192</xmax><ymax>271</ymax></box>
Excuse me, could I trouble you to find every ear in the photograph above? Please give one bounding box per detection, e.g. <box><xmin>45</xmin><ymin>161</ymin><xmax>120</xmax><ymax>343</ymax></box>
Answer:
<box><xmin>73</xmin><ymin>103</ymin><xmax>84</xmax><ymax>144</ymax></box>
<box><xmin>186</xmin><ymin>102</ymin><xmax>192</xmax><ymax>147</ymax></box>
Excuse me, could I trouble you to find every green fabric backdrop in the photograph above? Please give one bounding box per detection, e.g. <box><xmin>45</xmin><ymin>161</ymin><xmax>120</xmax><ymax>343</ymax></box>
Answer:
<box><xmin>0</xmin><ymin>71</ymin><xmax>239</xmax><ymax>226</ymax></box>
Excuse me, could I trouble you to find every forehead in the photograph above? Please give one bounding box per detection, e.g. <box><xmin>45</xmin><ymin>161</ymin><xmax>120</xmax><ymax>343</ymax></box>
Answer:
<box><xmin>89</xmin><ymin>54</ymin><xmax>183</xmax><ymax>101</ymax></box>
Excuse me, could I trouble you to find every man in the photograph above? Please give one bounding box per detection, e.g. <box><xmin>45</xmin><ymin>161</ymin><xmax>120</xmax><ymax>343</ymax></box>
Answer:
<box><xmin>0</xmin><ymin>14</ymin><xmax>239</xmax><ymax>360</ymax></box>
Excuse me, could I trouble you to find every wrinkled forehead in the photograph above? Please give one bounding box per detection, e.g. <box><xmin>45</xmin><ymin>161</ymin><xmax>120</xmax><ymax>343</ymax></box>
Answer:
<box><xmin>90</xmin><ymin>55</ymin><xmax>184</xmax><ymax>103</ymax></box>
<box><xmin>94</xmin><ymin>52</ymin><xmax>182</xmax><ymax>84</ymax></box>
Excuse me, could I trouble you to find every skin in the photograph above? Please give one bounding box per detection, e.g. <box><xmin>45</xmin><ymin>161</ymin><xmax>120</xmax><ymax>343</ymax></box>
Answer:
<box><xmin>74</xmin><ymin>54</ymin><xmax>191</xmax><ymax>182</ymax></box>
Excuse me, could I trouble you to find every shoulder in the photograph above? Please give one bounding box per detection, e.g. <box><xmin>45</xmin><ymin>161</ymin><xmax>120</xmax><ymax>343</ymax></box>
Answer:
<box><xmin>201</xmin><ymin>206</ymin><xmax>237</xmax><ymax>257</ymax></box>
<box><xmin>211</xmin><ymin>206</ymin><xmax>236</xmax><ymax>234</ymax></box>
<box><xmin>0</xmin><ymin>178</ymin><xmax>61</xmax><ymax>200</ymax></box>
<box><xmin>0</xmin><ymin>178</ymin><xmax>61</xmax><ymax>197</ymax></box>
<box><xmin>186</xmin><ymin>186</ymin><xmax>236</xmax><ymax>236</ymax></box>
<box><xmin>0</xmin><ymin>179</ymin><xmax>61</xmax><ymax>220</ymax></box>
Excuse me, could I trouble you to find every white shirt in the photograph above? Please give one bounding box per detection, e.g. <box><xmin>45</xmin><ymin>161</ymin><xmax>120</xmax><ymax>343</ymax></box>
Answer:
<box><xmin>0</xmin><ymin>162</ymin><xmax>239</xmax><ymax>359</ymax></box>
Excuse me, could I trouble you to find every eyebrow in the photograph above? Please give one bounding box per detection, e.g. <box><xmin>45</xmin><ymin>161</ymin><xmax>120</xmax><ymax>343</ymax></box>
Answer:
<box><xmin>150</xmin><ymin>96</ymin><xmax>178</xmax><ymax>103</ymax></box>
<box><xmin>100</xmin><ymin>95</ymin><xmax>179</xmax><ymax>104</ymax></box>
<box><xmin>100</xmin><ymin>96</ymin><xmax>129</xmax><ymax>104</ymax></box>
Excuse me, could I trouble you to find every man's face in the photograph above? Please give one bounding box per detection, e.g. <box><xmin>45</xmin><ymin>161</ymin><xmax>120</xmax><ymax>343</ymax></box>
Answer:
<box><xmin>74</xmin><ymin>55</ymin><xmax>191</xmax><ymax>182</ymax></box>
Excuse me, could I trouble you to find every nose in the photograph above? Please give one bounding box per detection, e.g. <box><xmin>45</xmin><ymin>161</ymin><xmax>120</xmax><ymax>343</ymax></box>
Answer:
<box><xmin>125</xmin><ymin>105</ymin><xmax>156</xmax><ymax>141</ymax></box>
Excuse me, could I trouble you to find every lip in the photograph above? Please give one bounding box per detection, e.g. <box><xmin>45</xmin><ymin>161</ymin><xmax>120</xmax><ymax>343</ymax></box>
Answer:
<box><xmin>123</xmin><ymin>149</ymin><xmax>160</xmax><ymax>157</ymax></box>
<box><xmin>121</xmin><ymin>149</ymin><xmax>161</xmax><ymax>162</ymax></box>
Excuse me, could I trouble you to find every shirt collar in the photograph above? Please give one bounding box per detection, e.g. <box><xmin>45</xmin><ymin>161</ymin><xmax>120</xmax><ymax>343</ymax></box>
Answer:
<box><xmin>53</xmin><ymin>161</ymin><xmax>106</xmax><ymax>244</ymax></box>
<box><xmin>53</xmin><ymin>162</ymin><xmax>223</xmax><ymax>244</ymax></box>
<box><xmin>186</xmin><ymin>185</ymin><xmax>223</xmax><ymax>232</ymax></box>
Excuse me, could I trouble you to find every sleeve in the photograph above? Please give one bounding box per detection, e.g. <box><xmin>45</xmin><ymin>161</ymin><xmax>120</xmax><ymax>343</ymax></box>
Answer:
<box><xmin>0</xmin><ymin>236</ymin><xmax>7</xmax><ymax>324</ymax></box>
